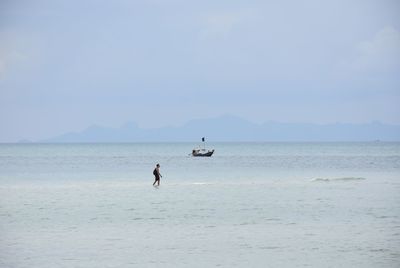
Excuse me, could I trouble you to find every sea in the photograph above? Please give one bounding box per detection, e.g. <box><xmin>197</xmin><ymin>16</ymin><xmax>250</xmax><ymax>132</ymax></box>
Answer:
<box><xmin>0</xmin><ymin>142</ymin><xmax>399</xmax><ymax>268</ymax></box>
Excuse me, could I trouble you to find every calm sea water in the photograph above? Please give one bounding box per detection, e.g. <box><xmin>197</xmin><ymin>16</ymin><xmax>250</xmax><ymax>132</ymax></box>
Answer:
<box><xmin>0</xmin><ymin>142</ymin><xmax>399</xmax><ymax>267</ymax></box>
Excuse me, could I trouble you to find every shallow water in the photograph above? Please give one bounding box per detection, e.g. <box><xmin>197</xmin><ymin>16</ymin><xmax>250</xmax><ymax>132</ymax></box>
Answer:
<box><xmin>0</xmin><ymin>143</ymin><xmax>399</xmax><ymax>267</ymax></box>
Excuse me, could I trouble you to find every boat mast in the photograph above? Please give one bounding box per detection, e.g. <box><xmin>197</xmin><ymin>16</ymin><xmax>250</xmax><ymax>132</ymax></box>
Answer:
<box><xmin>202</xmin><ymin>137</ymin><xmax>205</xmax><ymax>150</ymax></box>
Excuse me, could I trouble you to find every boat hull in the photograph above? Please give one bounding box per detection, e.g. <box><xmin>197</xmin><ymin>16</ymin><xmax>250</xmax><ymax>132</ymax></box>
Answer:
<box><xmin>192</xmin><ymin>150</ymin><xmax>214</xmax><ymax>157</ymax></box>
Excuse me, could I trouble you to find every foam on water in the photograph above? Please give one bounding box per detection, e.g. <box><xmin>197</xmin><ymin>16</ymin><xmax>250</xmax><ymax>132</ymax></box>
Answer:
<box><xmin>311</xmin><ymin>177</ymin><xmax>367</xmax><ymax>182</ymax></box>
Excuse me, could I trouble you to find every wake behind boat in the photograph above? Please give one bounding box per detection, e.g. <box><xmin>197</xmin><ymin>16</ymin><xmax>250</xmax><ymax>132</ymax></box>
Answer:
<box><xmin>192</xmin><ymin>137</ymin><xmax>214</xmax><ymax>157</ymax></box>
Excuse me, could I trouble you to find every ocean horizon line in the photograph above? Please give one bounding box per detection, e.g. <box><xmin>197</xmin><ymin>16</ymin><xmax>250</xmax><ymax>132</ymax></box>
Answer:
<box><xmin>3</xmin><ymin>140</ymin><xmax>399</xmax><ymax>145</ymax></box>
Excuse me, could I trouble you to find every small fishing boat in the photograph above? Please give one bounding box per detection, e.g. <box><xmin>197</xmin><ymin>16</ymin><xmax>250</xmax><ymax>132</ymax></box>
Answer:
<box><xmin>192</xmin><ymin>137</ymin><xmax>214</xmax><ymax>157</ymax></box>
<box><xmin>192</xmin><ymin>148</ymin><xmax>215</xmax><ymax>157</ymax></box>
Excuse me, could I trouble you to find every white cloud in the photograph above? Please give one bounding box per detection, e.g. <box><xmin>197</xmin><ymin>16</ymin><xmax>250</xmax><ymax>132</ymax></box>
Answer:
<box><xmin>352</xmin><ymin>26</ymin><xmax>400</xmax><ymax>73</ymax></box>
<box><xmin>0</xmin><ymin>30</ymin><xmax>45</xmax><ymax>83</ymax></box>
<box><xmin>199</xmin><ymin>9</ymin><xmax>260</xmax><ymax>40</ymax></box>
<box><xmin>0</xmin><ymin>32</ymin><xmax>26</xmax><ymax>79</ymax></box>
<box><xmin>0</xmin><ymin>58</ymin><xmax>5</xmax><ymax>75</ymax></box>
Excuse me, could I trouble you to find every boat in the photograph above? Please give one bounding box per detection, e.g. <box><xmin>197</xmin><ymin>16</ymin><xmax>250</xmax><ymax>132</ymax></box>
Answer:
<box><xmin>192</xmin><ymin>148</ymin><xmax>215</xmax><ymax>157</ymax></box>
<box><xmin>192</xmin><ymin>137</ymin><xmax>214</xmax><ymax>157</ymax></box>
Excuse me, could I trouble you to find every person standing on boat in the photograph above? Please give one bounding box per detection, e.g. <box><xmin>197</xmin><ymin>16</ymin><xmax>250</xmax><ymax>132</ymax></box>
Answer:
<box><xmin>152</xmin><ymin>163</ymin><xmax>162</xmax><ymax>186</ymax></box>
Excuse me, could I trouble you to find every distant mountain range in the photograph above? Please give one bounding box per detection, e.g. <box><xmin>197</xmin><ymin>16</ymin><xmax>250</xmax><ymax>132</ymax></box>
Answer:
<box><xmin>41</xmin><ymin>115</ymin><xmax>400</xmax><ymax>142</ymax></box>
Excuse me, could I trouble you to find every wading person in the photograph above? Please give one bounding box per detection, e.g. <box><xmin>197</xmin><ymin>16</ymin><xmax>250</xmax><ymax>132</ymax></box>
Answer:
<box><xmin>152</xmin><ymin>163</ymin><xmax>162</xmax><ymax>186</ymax></box>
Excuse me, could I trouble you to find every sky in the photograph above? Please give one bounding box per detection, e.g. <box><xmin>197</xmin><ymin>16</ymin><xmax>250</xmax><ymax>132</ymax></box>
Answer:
<box><xmin>0</xmin><ymin>0</ymin><xmax>399</xmax><ymax>142</ymax></box>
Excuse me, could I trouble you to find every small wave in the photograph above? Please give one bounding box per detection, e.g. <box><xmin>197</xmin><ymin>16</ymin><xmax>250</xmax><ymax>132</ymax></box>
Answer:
<box><xmin>312</xmin><ymin>178</ymin><xmax>330</xmax><ymax>182</ymax></box>
<box><xmin>191</xmin><ymin>182</ymin><xmax>214</xmax><ymax>185</ymax></box>
<box><xmin>259</xmin><ymin>246</ymin><xmax>280</xmax><ymax>250</ymax></box>
<box><xmin>311</xmin><ymin>177</ymin><xmax>366</xmax><ymax>182</ymax></box>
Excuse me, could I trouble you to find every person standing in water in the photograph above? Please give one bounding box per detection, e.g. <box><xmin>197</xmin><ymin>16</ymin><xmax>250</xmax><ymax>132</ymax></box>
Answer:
<box><xmin>152</xmin><ymin>163</ymin><xmax>162</xmax><ymax>186</ymax></box>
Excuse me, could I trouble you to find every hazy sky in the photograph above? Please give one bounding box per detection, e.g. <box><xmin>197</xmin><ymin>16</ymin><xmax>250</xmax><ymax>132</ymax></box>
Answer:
<box><xmin>0</xmin><ymin>0</ymin><xmax>399</xmax><ymax>142</ymax></box>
